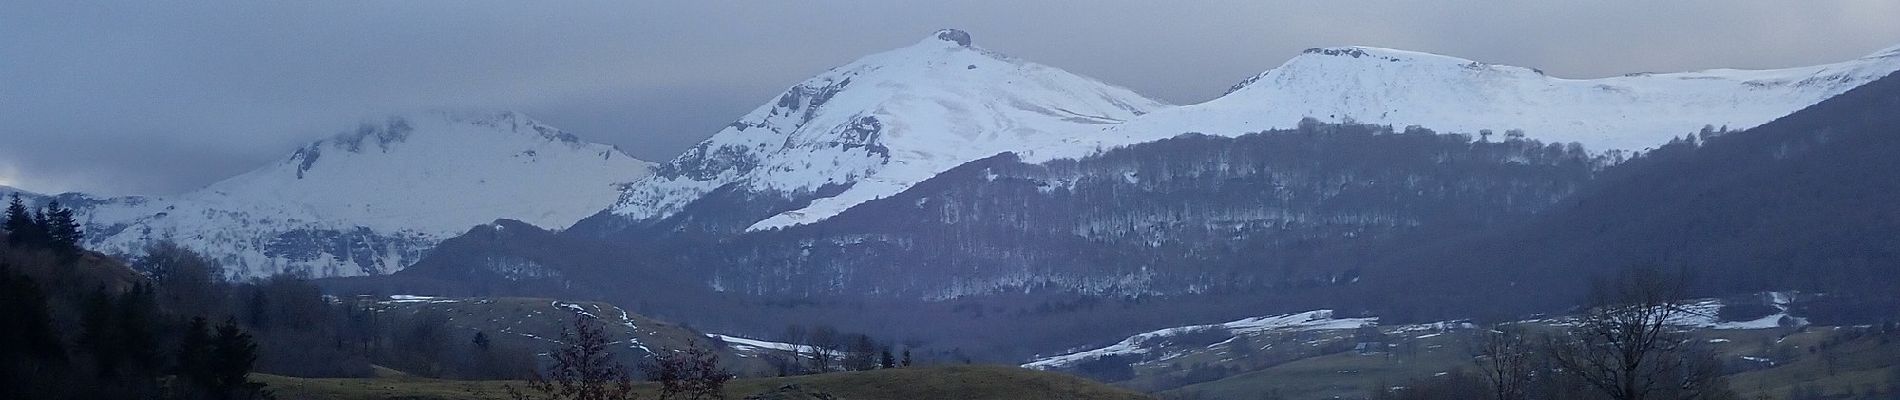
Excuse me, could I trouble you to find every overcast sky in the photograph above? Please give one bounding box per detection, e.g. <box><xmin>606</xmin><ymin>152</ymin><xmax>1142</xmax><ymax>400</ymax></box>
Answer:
<box><xmin>4</xmin><ymin>1</ymin><xmax>1898</xmax><ymax>195</ymax></box>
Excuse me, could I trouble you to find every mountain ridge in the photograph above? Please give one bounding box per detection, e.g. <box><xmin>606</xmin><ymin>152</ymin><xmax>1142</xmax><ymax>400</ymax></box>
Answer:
<box><xmin>602</xmin><ymin>33</ymin><xmax>1900</xmax><ymax>233</ymax></box>
<box><xmin>1027</xmin><ymin>42</ymin><xmax>1900</xmax><ymax>162</ymax></box>
<box><xmin>46</xmin><ymin>111</ymin><xmax>651</xmax><ymax>279</ymax></box>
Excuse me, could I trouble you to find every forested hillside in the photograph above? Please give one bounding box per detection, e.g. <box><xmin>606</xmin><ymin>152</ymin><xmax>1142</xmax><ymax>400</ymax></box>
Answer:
<box><xmin>1346</xmin><ymin>71</ymin><xmax>1900</xmax><ymax>322</ymax></box>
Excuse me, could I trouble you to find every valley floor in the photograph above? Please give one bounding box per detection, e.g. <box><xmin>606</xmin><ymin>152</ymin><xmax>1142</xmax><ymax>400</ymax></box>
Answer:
<box><xmin>255</xmin><ymin>364</ymin><xmax>1153</xmax><ymax>400</ymax></box>
<box><xmin>1151</xmin><ymin>325</ymin><xmax>1900</xmax><ymax>400</ymax></box>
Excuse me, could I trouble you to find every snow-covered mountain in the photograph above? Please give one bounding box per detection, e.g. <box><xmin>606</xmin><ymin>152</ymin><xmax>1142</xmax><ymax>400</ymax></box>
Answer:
<box><xmin>604</xmin><ymin>29</ymin><xmax>1166</xmax><ymax>232</ymax></box>
<box><xmin>69</xmin><ymin>112</ymin><xmax>651</xmax><ymax>278</ymax></box>
<box><xmin>0</xmin><ymin>185</ymin><xmax>36</xmax><ymax>200</ymax></box>
<box><xmin>603</xmin><ymin>33</ymin><xmax>1898</xmax><ymax>233</ymax></box>
<box><xmin>1026</xmin><ymin>44</ymin><xmax>1900</xmax><ymax>161</ymax></box>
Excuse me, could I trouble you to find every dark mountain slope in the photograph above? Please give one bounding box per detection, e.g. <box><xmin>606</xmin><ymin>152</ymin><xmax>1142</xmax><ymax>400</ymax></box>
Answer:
<box><xmin>1356</xmin><ymin>71</ymin><xmax>1900</xmax><ymax>321</ymax></box>
<box><xmin>686</xmin><ymin>124</ymin><xmax>1600</xmax><ymax>299</ymax></box>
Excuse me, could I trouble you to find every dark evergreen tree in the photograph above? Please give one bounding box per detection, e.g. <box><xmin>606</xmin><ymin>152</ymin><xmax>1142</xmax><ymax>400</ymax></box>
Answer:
<box><xmin>115</xmin><ymin>283</ymin><xmax>163</xmax><ymax>379</ymax></box>
<box><xmin>76</xmin><ymin>284</ymin><xmax>162</xmax><ymax>382</ymax></box>
<box><xmin>175</xmin><ymin>317</ymin><xmax>215</xmax><ymax>396</ymax></box>
<box><xmin>78</xmin><ymin>288</ymin><xmax>124</xmax><ymax>377</ymax></box>
<box><xmin>44</xmin><ymin>200</ymin><xmax>83</xmax><ymax>255</ymax></box>
<box><xmin>2</xmin><ymin>194</ymin><xmax>36</xmax><ymax>244</ymax></box>
<box><xmin>209</xmin><ymin>318</ymin><xmax>264</xmax><ymax>399</ymax></box>
<box><xmin>244</xmin><ymin>290</ymin><xmax>270</xmax><ymax>330</ymax></box>
<box><xmin>0</xmin><ymin>264</ymin><xmax>67</xmax><ymax>399</ymax></box>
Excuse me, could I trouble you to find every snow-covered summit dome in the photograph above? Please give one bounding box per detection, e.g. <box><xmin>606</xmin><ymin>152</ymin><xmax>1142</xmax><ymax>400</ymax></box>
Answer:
<box><xmin>934</xmin><ymin>29</ymin><xmax>973</xmax><ymax>47</ymax></box>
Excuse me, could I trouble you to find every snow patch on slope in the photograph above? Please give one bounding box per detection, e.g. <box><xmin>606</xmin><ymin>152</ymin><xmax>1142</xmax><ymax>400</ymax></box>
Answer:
<box><xmin>1670</xmin><ymin>292</ymin><xmax>1806</xmax><ymax>330</ymax></box>
<box><xmin>709</xmin><ymin>334</ymin><xmax>825</xmax><ymax>359</ymax></box>
<box><xmin>1022</xmin><ymin>310</ymin><xmax>1374</xmax><ymax>369</ymax></box>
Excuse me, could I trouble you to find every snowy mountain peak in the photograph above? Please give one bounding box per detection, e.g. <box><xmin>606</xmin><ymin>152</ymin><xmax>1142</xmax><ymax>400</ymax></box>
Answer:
<box><xmin>1300</xmin><ymin>46</ymin><xmax>1447</xmax><ymax>63</ymax></box>
<box><xmin>292</xmin><ymin>111</ymin><xmax>581</xmax><ymax>160</ymax></box>
<box><xmin>0</xmin><ymin>185</ymin><xmax>33</xmax><ymax>197</ymax></box>
<box><xmin>1223</xmin><ymin>46</ymin><xmax>1543</xmax><ymax>96</ymax></box>
<box><xmin>1300</xmin><ymin>46</ymin><xmax>1543</xmax><ymax>73</ymax></box>
<box><xmin>71</xmin><ymin>111</ymin><xmax>652</xmax><ymax>278</ymax></box>
<box><xmin>608</xmin><ymin>30</ymin><xmax>1166</xmax><ymax>230</ymax></box>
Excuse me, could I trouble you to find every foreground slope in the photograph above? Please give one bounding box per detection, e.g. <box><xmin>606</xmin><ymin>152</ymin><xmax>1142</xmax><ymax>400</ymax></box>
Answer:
<box><xmin>67</xmin><ymin>112</ymin><xmax>651</xmax><ymax>278</ymax></box>
<box><xmin>366</xmin><ymin>296</ymin><xmax>717</xmax><ymax>362</ymax></box>
<box><xmin>599</xmin><ymin>29</ymin><xmax>1165</xmax><ymax>233</ymax></box>
<box><xmin>258</xmin><ymin>365</ymin><xmax>1154</xmax><ymax>400</ymax></box>
<box><xmin>1036</xmin><ymin>43</ymin><xmax>1900</xmax><ymax>160</ymax></box>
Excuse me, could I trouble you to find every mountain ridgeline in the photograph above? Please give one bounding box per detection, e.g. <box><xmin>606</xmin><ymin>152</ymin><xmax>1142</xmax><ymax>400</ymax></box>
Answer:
<box><xmin>19</xmin><ymin>112</ymin><xmax>651</xmax><ymax>279</ymax></box>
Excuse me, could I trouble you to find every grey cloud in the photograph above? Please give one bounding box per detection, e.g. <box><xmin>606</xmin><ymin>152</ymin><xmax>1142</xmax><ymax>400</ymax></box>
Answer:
<box><xmin>3</xmin><ymin>0</ymin><xmax>1897</xmax><ymax>194</ymax></box>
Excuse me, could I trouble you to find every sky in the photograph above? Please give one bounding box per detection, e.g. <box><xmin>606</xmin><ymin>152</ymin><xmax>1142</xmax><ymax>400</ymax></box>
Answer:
<box><xmin>3</xmin><ymin>1</ymin><xmax>1898</xmax><ymax>196</ymax></box>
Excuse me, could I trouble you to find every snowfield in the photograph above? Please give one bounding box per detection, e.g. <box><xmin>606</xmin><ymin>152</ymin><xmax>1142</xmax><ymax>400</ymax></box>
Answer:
<box><xmin>1027</xmin><ymin>44</ymin><xmax>1900</xmax><ymax>162</ymax></box>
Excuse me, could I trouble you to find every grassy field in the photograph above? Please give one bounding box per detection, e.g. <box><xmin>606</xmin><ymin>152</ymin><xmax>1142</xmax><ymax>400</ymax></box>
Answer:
<box><xmin>1723</xmin><ymin>328</ymin><xmax>1900</xmax><ymax>399</ymax></box>
<box><xmin>254</xmin><ymin>322</ymin><xmax>1898</xmax><ymax>400</ymax></box>
<box><xmin>256</xmin><ymin>364</ymin><xmax>1154</xmax><ymax>400</ymax></box>
<box><xmin>1141</xmin><ymin>325</ymin><xmax>1900</xmax><ymax>400</ymax></box>
<box><xmin>1159</xmin><ymin>331</ymin><xmax>1470</xmax><ymax>400</ymax></box>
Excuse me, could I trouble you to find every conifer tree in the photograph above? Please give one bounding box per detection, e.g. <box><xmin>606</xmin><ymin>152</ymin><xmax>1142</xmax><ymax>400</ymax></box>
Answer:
<box><xmin>116</xmin><ymin>284</ymin><xmax>162</xmax><ymax>378</ymax></box>
<box><xmin>78</xmin><ymin>288</ymin><xmax>123</xmax><ymax>377</ymax></box>
<box><xmin>4</xmin><ymin>193</ymin><xmax>43</xmax><ymax>244</ymax></box>
<box><xmin>3</xmin><ymin>194</ymin><xmax>33</xmax><ymax>242</ymax></box>
<box><xmin>209</xmin><ymin>318</ymin><xmax>262</xmax><ymax>398</ymax></box>
<box><xmin>0</xmin><ymin>264</ymin><xmax>66</xmax><ymax>399</ymax></box>
<box><xmin>175</xmin><ymin>317</ymin><xmax>214</xmax><ymax>395</ymax></box>
<box><xmin>34</xmin><ymin>200</ymin><xmax>52</xmax><ymax>225</ymax></box>
<box><xmin>46</xmin><ymin>201</ymin><xmax>83</xmax><ymax>254</ymax></box>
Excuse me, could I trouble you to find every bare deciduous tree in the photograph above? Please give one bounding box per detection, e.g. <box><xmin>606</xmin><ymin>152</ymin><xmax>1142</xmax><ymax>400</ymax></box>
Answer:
<box><xmin>1543</xmin><ymin>266</ymin><xmax>1735</xmax><ymax>400</ymax></box>
<box><xmin>507</xmin><ymin>314</ymin><xmax>639</xmax><ymax>400</ymax></box>
<box><xmin>806</xmin><ymin>325</ymin><xmax>839</xmax><ymax>373</ymax></box>
<box><xmin>641</xmin><ymin>339</ymin><xmax>732</xmax><ymax>400</ymax></box>
<box><xmin>1471</xmin><ymin>324</ymin><xmax>1533</xmax><ymax>400</ymax></box>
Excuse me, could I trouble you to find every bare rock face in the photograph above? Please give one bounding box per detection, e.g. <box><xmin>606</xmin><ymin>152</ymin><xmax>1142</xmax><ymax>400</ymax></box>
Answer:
<box><xmin>934</xmin><ymin>28</ymin><xmax>972</xmax><ymax>47</ymax></box>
